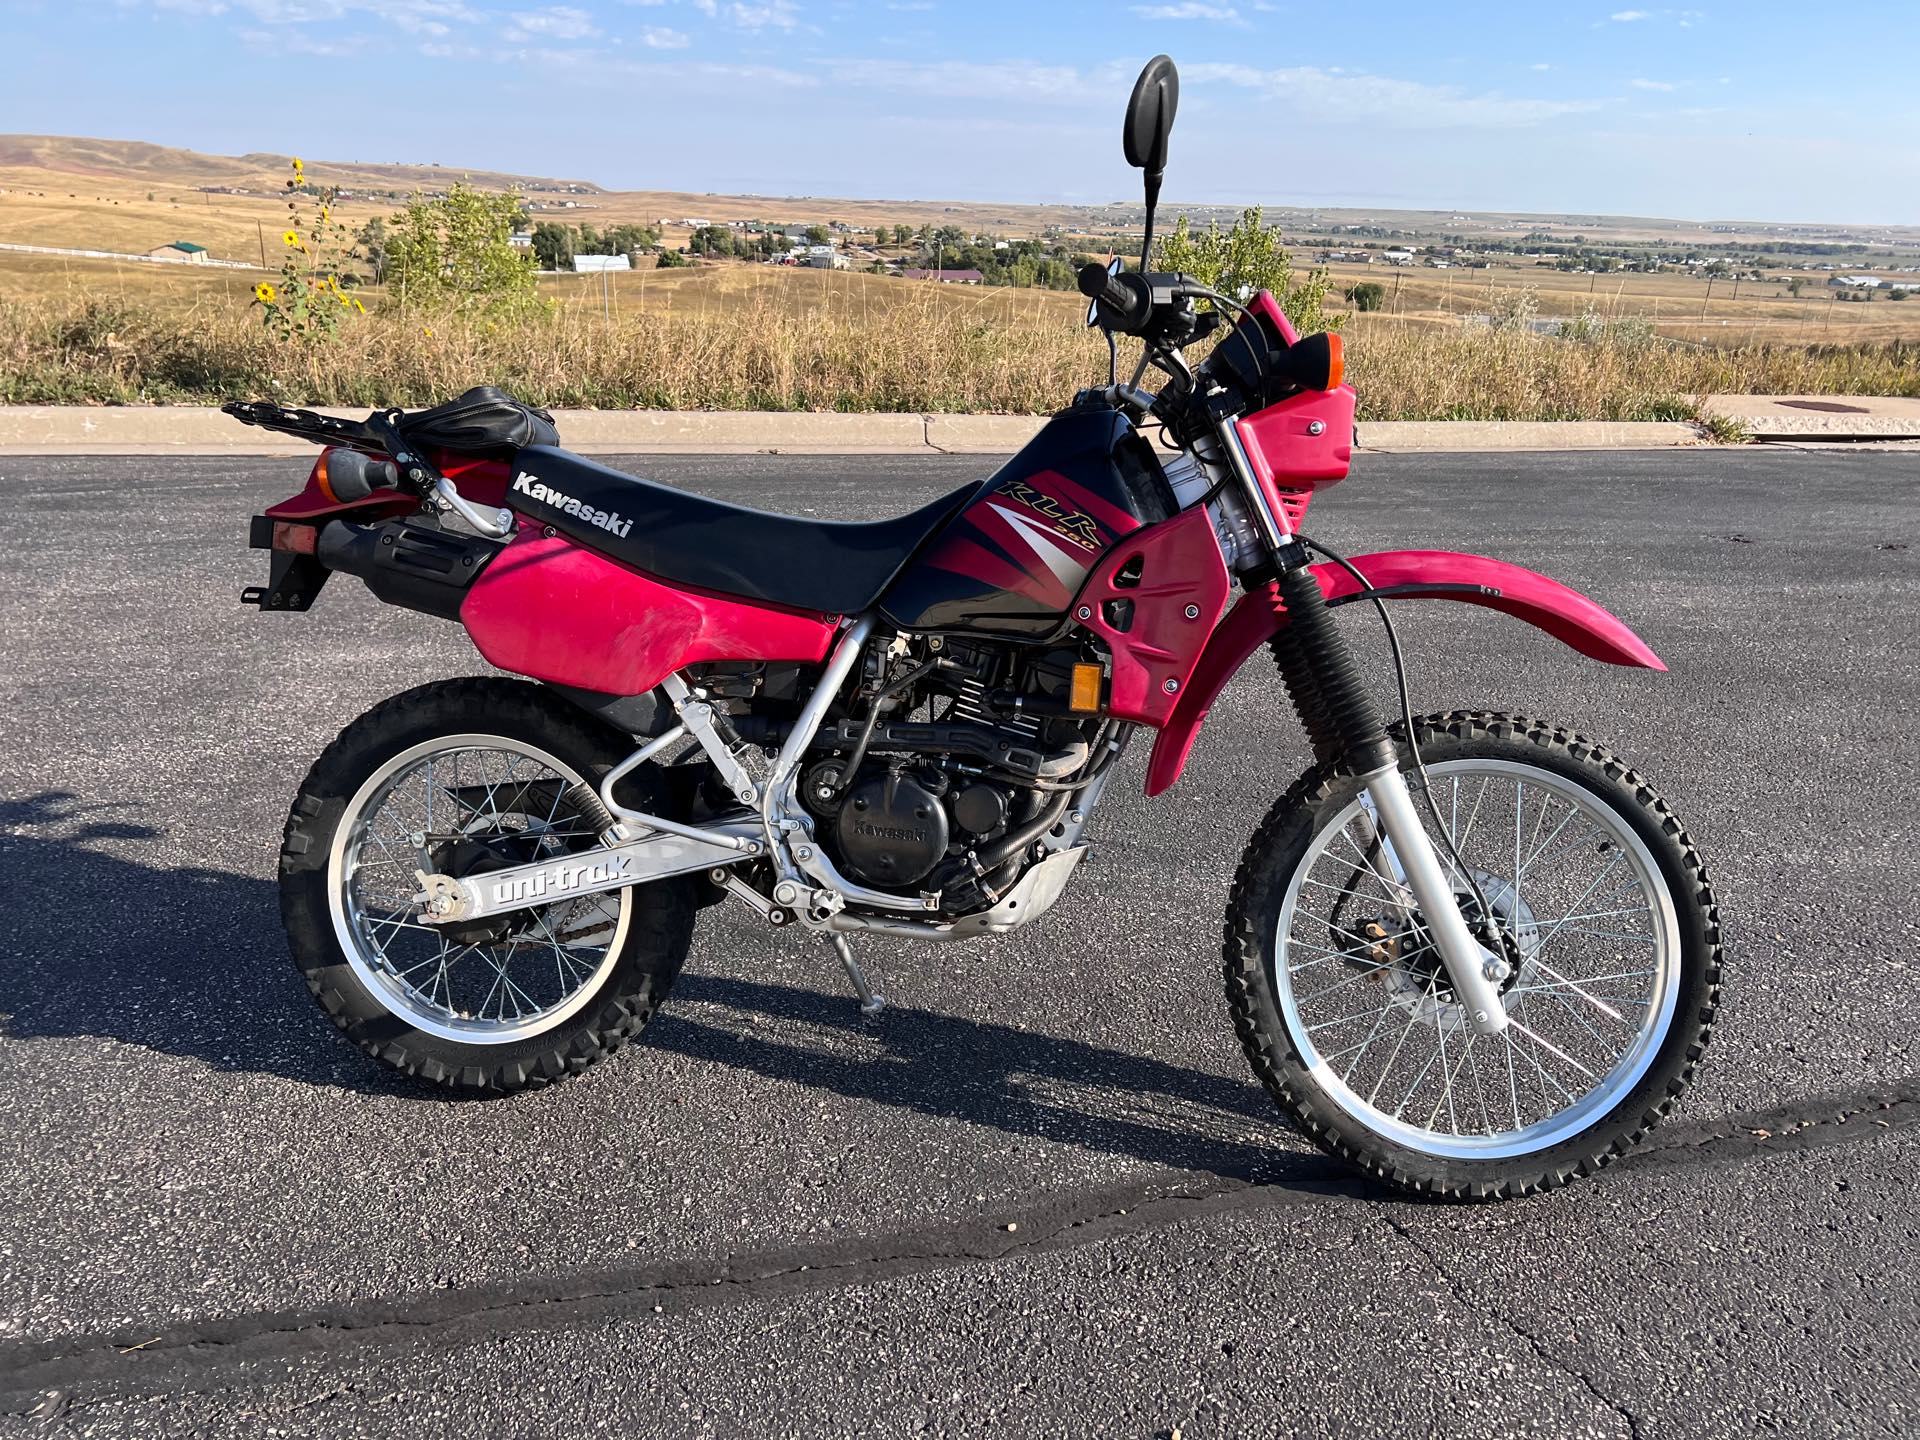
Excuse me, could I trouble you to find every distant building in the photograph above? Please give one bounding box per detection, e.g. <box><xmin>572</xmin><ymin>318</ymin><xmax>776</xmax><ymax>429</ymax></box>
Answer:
<box><xmin>507</xmin><ymin>233</ymin><xmax>533</xmax><ymax>249</ymax></box>
<box><xmin>806</xmin><ymin>244</ymin><xmax>848</xmax><ymax>270</ymax></box>
<box><xmin>573</xmin><ymin>254</ymin><xmax>631</xmax><ymax>273</ymax></box>
<box><xmin>148</xmin><ymin>241</ymin><xmax>209</xmax><ymax>263</ymax></box>
<box><xmin>903</xmin><ymin>268</ymin><xmax>985</xmax><ymax>285</ymax></box>
<box><xmin>1831</xmin><ymin>274</ymin><xmax>1881</xmax><ymax>288</ymax></box>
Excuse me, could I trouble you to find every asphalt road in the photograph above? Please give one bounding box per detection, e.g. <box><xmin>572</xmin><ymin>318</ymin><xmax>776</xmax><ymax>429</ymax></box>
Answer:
<box><xmin>0</xmin><ymin>447</ymin><xmax>1915</xmax><ymax>1438</ymax></box>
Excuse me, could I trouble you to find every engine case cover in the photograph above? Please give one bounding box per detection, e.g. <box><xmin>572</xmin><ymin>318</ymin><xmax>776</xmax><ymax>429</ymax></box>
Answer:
<box><xmin>835</xmin><ymin>769</ymin><xmax>950</xmax><ymax>887</ymax></box>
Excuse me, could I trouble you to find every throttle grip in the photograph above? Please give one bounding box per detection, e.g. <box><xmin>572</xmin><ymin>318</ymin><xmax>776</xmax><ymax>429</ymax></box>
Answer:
<box><xmin>1078</xmin><ymin>262</ymin><xmax>1151</xmax><ymax>332</ymax></box>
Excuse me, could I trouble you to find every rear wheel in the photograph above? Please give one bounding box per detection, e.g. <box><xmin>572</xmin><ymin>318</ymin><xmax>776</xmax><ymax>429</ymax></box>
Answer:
<box><xmin>1224</xmin><ymin>712</ymin><xmax>1721</xmax><ymax>1199</ymax></box>
<box><xmin>280</xmin><ymin>679</ymin><xmax>694</xmax><ymax>1092</ymax></box>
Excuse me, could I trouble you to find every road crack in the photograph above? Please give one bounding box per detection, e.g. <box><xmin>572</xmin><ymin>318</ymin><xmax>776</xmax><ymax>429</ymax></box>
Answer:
<box><xmin>1383</xmin><ymin>1212</ymin><xmax>1645</xmax><ymax>1440</ymax></box>
<box><xmin>2</xmin><ymin>1075</ymin><xmax>1914</xmax><ymax>1412</ymax></box>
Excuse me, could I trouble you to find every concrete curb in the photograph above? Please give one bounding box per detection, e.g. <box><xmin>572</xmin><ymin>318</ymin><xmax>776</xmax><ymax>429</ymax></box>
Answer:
<box><xmin>1699</xmin><ymin>394</ymin><xmax>1920</xmax><ymax>441</ymax></box>
<box><xmin>0</xmin><ymin>406</ymin><xmax>1717</xmax><ymax>457</ymax></box>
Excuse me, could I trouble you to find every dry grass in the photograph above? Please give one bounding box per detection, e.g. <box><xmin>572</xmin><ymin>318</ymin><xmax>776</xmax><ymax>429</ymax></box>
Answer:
<box><xmin>1323</xmin><ymin>261</ymin><xmax>1920</xmax><ymax>344</ymax></box>
<box><xmin>3</xmin><ymin>292</ymin><xmax>1914</xmax><ymax>418</ymax></box>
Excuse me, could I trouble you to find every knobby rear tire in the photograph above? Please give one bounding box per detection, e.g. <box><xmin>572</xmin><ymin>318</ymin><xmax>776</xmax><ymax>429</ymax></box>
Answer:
<box><xmin>1223</xmin><ymin>711</ymin><xmax>1723</xmax><ymax>1200</ymax></box>
<box><xmin>279</xmin><ymin>678</ymin><xmax>695</xmax><ymax>1094</ymax></box>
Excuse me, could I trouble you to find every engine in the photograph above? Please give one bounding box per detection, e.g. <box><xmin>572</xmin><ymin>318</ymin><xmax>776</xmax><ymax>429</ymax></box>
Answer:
<box><xmin>688</xmin><ymin>637</ymin><xmax>1108</xmax><ymax>913</ymax></box>
<box><xmin>686</xmin><ymin>635</ymin><xmax>1117</xmax><ymax>916</ymax></box>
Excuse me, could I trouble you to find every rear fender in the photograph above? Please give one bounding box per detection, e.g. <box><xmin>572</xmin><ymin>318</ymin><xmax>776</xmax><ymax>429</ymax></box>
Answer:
<box><xmin>1143</xmin><ymin>549</ymin><xmax>1666</xmax><ymax>796</ymax></box>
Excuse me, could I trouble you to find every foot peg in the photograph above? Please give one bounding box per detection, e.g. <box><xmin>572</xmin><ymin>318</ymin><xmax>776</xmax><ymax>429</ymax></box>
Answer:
<box><xmin>830</xmin><ymin>935</ymin><xmax>886</xmax><ymax>1019</ymax></box>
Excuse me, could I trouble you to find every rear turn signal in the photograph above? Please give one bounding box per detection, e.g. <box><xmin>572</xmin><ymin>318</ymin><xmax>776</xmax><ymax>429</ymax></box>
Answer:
<box><xmin>1069</xmin><ymin>663</ymin><xmax>1104</xmax><ymax>713</ymax></box>
<box><xmin>1324</xmin><ymin>332</ymin><xmax>1344</xmax><ymax>391</ymax></box>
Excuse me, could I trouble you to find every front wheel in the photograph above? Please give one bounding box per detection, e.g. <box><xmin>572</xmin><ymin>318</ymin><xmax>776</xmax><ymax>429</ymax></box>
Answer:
<box><xmin>1225</xmin><ymin>711</ymin><xmax>1721</xmax><ymax>1199</ymax></box>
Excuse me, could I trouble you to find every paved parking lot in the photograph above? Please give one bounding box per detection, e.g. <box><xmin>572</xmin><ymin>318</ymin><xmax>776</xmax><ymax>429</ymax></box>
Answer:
<box><xmin>0</xmin><ymin>447</ymin><xmax>1915</xmax><ymax>1436</ymax></box>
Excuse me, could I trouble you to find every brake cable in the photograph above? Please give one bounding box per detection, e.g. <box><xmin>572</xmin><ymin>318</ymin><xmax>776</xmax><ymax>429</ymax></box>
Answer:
<box><xmin>1299</xmin><ymin>535</ymin><xmax>1505</xmax><ymax>961</ymax></box>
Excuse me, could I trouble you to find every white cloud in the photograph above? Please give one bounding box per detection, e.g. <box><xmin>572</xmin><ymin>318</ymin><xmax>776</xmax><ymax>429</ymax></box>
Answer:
<box><xmin>1530</xmin><ymin>61</ymin><xmax>1552</xmax><ymax>71</ymax></box>
<box><xmin>1129</xmin><ymin>2</ymin><xmax>1244</xmax><ymax>20</ymax></box>
<box><xmin>636</xmin><ymin>23</ymin><xmax>688</xmax><ymax>46</ymax></box>
<box><xmin>1607</xmin><ymin>6</ymin><xmax>1704</xmax><ymax>22</ymax></box>
<box><xmin>826</xmin><ymin>58</ymin><xmax>1120</xmax><ymax>105</ymax></box>
<box><xmin>721</xmin><ymin>0</ymin><xmax>800</xmax><ymax>28</ymax></box>
<box><xmin>1628</xmin><ymin>77</ymin><xmax>1675</xmax><ymax>91</ymax></box>
<box><xmin>1189</xmin><ymin>62</ymin><xmax>1608</xmax><ymax>128</ymax></box>
<box><xmin>508</xmin><ymin>4</ymin><xmax>597</xmax><ymax>39</ymax></box>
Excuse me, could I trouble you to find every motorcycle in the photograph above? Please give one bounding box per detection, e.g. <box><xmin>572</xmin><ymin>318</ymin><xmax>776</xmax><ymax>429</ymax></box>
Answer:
<box><xmin>234</xmin><ymin>56</ymin><xmax>1719</xmax><ymax>1200</ymax></box>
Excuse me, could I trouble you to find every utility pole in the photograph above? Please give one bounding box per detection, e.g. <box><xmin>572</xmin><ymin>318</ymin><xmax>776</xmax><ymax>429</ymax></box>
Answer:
<box><xmin>1700</xmin><ymin>276</ymin><xmax>1713</xmax><ymax>320</ymax></box>
<box><xmin>257</xmin><ymin>222</ymin><xmax>266</xmax><ymax>270</ymax></box>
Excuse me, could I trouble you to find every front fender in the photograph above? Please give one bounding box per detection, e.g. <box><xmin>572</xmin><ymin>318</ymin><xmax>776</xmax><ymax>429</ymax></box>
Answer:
<box><xmin>1143</xmin><ymin>550</ymin><xmax>1665</xmax><ymax>797</ymax></box>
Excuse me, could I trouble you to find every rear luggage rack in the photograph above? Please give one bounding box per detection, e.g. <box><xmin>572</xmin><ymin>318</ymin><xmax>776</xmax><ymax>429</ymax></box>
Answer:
<box><xmin>222</xmin><ymin>400</ymin><xmax>380</xmax><ymax>450</ymax></box>
<box><xmin>222</xmin><ymin>388</ymin><xmax>558</xmax><ymax>457</ymax></box>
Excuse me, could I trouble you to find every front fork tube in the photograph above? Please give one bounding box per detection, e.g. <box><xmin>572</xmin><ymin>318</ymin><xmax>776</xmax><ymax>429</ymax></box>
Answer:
<box><xmin>1357</xmin><ymin>764</ymin><xmax>1510</xmax><ymax>1037</ymax></box>
<box><xmin>1266</xmin><ymin>557</ymin><xmax>1508</xmax><ymax>1037</ymax></box>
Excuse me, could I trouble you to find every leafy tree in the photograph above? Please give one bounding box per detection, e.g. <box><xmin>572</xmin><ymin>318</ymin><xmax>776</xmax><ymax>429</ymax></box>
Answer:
<box><xmin>1159</xmin><ymin>206</ymin><xmax>1335</xmax><ymax>332</ymax></box>
<box><xmin>892</xmin><ymin>224</ymin><xmax>913</xmax><ymax>246</ymax></box>
<box><xmin>690</xmin><ymin>225</ymin><xmax>735</xmax><ymax>257</ymax></box>
<box><xmin>355</xmin><ymin>217</ymin><xmax>390</xmax><ymax>284</ymax></box>
<box><xmin>804</xmin><ymin>224</ymin><xmax>830</xmax><ymax>246</ymax></box>
<box><xmin>605</xmin><ymin>223</ymin><xmax>658</xmax><ymax>255</ymax></box>
<box><xmin>529</xmin><ymin>221</ymin><xmax>574</xmax><ymax>271</ymax></box>
<box><xmin>655</xmin><ymin>247</ymin><xmax>690</xmax><ymax>268</ymax></box>
<box><xmin>1345</xmin><ymin>281</ymin><xmax>1386</xmax><ymax>312</ymax></box>
<box><xmin>385</xmin><ymin>181</ymin><xmax>540</xmax><ymax>314</ymax></box>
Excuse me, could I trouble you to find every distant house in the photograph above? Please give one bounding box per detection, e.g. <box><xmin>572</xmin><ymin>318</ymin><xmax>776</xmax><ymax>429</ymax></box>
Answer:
<box><xmin>573</xmin><ymin>254</ymin><xmax>631</xmax><ymax>273</ymax></box>
<box><xmin>903</xmin><ymin>268</ymin><xmax>985</xmax><ymax>285</ymax></box>
<box><xmin>148</xmin><ymin>241</ymin><xmax>209</xmax><ymax>263</ymax></box>
<box><xmin>1831</xmin><ymin>274</ymin><xmax>1881</xmax><ymax>289</ymax></box>
<box><xmin>507</xmin><ymin>233</ymin><xmax>533</xmax><ymax>250</ymax></box>
<box><xmin>806</xmin><ymin>244</ymin><xmax>849</xmax><ymax>270</ymax></box>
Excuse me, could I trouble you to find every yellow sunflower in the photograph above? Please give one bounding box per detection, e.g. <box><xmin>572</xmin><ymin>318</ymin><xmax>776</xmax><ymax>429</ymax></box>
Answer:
<box><xmin>351</xmin><ymin>298</ymin><xmax>366</xmax><ymax>314</ymax></box>
<box><xmin>291</xmin><ymin>157</ymin><xmax>304</xmax><ymax>171</ymax></box>
<box><xmin>281</xmin><ymin>229</ymin><xmax>302</xmax><ymax>248</ymax></box>
<box><xmin>254</xmin><ymin>282</ymin><xmax>276</xmax><ymax>304</ymax></box>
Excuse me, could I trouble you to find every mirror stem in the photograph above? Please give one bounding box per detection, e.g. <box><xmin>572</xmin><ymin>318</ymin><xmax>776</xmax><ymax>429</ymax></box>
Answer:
<box><xmin>1140</xmin><ymin>170</ymin><xmax>1163</xmax><ymax>273</ymax></box>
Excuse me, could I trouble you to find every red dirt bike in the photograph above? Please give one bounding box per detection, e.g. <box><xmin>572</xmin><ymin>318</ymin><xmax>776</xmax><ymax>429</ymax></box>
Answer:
<box><xmin>235</xmin><ymin>57</ymin><xmax>1719</xmax><ymax>1200</ymax></box>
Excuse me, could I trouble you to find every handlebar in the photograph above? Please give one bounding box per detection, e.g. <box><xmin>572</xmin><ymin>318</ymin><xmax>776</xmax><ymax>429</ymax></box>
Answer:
<box><xmin>1078</xmin><ymin>262</ymin><xmax>1152</xmax><ymax>332</ymax></box>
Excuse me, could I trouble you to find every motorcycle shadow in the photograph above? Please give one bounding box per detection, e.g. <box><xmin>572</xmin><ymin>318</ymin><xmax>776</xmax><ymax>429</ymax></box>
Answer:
<box><xmin>0</xmin><ymin>789</ymin><xmax>1332</xmax><ymax>1187</ymax></box>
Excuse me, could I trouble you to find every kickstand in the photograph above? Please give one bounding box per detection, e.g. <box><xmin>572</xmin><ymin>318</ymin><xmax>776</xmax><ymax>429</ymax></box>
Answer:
<box><xmin>829</xmin><ymin>935</ymin><xmax>886</xmax><ymax>1020</ymax></box>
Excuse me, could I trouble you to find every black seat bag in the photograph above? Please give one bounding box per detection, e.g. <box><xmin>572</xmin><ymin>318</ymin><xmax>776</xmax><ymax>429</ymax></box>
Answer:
<box><xmin>399</xmin><ymin>386</ymin><xmax>559</xmax><ymax>456</ymax></box>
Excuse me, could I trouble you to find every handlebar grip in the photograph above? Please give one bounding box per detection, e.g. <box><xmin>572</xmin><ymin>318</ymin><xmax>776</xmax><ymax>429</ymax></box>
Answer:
<box><xmin>1078</xmin><ymin>262</ymin><xmax>1151</xmax><ymax>331</ymax></box>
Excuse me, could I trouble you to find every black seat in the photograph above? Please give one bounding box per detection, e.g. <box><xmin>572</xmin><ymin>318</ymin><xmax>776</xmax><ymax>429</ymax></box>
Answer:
<box><xmin>507</xmin><ymin>446</ymin><xmax>979</xmax><ymax>615</ymax></box>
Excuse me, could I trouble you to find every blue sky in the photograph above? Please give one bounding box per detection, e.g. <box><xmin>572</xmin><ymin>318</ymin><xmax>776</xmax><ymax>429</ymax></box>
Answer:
<box><xmin>6</xmin><ymin>1</ymin><xmax>1916</xmax><ymax>224</ymax></box>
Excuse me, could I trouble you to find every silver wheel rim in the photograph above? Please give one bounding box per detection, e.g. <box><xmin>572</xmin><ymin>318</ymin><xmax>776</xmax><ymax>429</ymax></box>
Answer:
<box><xmin>327</xmin><ymin>734</ymin><xmax>631</xmax><ymax>1045</ymax></box>
<box><xmin>1276</xmin><ymin>758</ymin><xmax>1680</xmax><ymax>1161</ymax></box>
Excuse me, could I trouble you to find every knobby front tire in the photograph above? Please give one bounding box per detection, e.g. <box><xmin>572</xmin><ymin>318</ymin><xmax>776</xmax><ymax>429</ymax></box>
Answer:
<box><xmin>1224</xmin><ymin>711</ymin><xmax>1722</xmax><ymax>1200</ymax></box>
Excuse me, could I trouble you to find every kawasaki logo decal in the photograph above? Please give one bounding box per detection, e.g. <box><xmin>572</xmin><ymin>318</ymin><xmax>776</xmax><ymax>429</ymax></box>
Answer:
<box><xmin>512</xmin><ymin>471</ymin><xmax>634</xmax><ymax>539</ymax></box>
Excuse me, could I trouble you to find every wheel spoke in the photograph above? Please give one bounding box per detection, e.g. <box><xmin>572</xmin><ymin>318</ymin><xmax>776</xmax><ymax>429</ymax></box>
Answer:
<box><xmin>340</xmin><ymin>738</ymin><xmax>627</xmax><ymax>1043</ymax></box>
<box><xmin>1274</xmin><ymin>751</ymin><xmax>1680</xmax><ymax>1162</ymax></box>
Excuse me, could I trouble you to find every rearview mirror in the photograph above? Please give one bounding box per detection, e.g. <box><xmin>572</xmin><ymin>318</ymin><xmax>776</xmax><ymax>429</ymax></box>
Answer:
<box><xmin>1124</xmin><ymin>55</ymin><xmax>1180</xmax><ymax>176</ymax></box>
